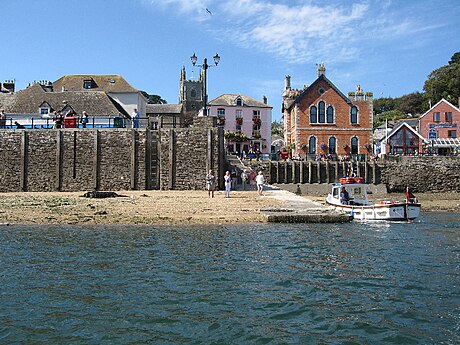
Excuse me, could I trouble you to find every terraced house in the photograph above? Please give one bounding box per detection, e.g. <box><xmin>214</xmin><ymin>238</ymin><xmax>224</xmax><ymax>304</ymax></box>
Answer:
<box><xmin>282</xmin><ymin>65</ymin><xmax>373</xmax><ymax>159</ymax></box>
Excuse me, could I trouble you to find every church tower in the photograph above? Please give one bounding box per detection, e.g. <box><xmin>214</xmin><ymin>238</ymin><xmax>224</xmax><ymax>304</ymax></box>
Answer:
<box><xmin>179</xmin><ymin>66</ymin><xmax>204</xmax><ymax>113</ymax></box>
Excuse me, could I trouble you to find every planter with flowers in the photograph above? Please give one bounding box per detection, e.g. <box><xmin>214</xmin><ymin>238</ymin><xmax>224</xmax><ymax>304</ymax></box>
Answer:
<box><xmin>252</xmin><ymin>117</ymin><xmax>261</xmax><ymax>126</ymax></box>
<box><xmin>236</xmin><ymin>117</ymin><xmax>243</xmax><ymax>125</ymax></box>
<box><xmin>320</xmin><ymin>142</ymin><xmax>327</xmax><ymax>152</ymax></box>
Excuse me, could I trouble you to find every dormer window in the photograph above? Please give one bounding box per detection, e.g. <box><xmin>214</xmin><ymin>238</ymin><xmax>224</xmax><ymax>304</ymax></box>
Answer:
<box><xmin>39</xmin><ymin>102</ymin><xmax>51</xmax><ymax>115</ymax></box>
<box><xmin>236</xmin><ymin>97</ymin><xmax>243</xmax><ymax>106</ymax></box>
<box><xmin>83</xmin><ymin>79</ymin><xmax>93</xmax><ymax>89</ymax></box>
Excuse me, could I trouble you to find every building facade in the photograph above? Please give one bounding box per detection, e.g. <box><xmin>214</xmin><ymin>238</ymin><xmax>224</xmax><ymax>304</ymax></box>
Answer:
<box><xmin>282</xmin><ymin>65</ymin><xmax>373</xmax><ymax>159</ymax></box>
<box><xmin>208</xmin><ymin>94</ymin><xmax>272</xmax><ymax>154</ymax></box>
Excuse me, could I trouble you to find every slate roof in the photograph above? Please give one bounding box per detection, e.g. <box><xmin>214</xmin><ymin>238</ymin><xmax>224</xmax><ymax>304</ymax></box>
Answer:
<box><xmin>0</xmin><ymin>83</ymin><xmax>128</xmax><ymax>116</ymax></box>
<box><xmin>284</xmin><ymin>74</ymin><xmax>352</xmax><ymax>111</ymax></box>
<box><xmin>146</xmin><ymin>104</ymin><xmax>183</xmax><ymax>114</ymax></box>
<box><xmin>208</xmin><ymin>94</ymin><xmax>272</xmax><ymax>108</ymax></box>
<box><xmin>52</xmin><ymin>75</ymin><xmax>138</xmax><ymax>93</ymax></box>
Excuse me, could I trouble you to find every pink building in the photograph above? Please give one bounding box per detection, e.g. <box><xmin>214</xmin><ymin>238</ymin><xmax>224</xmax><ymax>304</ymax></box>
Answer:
<box><xmin>208</xmin><ymin>94</ymin><xmax>272</xmax><ymax>154</ymax></box>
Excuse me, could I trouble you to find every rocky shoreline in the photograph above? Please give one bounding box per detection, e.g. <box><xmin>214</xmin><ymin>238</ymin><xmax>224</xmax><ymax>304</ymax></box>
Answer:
<box><xmin>0</xmin><ymin>189</ymin><xmax>458</xmax><ymax>226</ymax></box>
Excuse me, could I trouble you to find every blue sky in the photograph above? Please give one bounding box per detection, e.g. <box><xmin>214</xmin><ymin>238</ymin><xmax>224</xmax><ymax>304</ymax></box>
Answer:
<box><xmin>1</xmin><ymin>0</ymin><xmax>459</xmax><ymax>121</ymax></box>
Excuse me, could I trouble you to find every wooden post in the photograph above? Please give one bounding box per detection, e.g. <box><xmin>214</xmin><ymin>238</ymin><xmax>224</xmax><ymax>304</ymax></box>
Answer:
<box><xmin>55</xmin><ymin>130</ymin><xmax>63</xmax><ymax>191</ymax></box>
<box><xmin>326</xmin><ymin>161</ymin><xmax>330</xmax><ymax>183</ymax></box>
<box><xmin>131</xmin><ymin>129</ymin><xmax>137</xmax><ymax>190</ymax></box>
<box><xmin>372</xmin><ymin>162</ymin><xmax>377</xmax><ymax>184</ymax></box>
<box><xmin>20</xmin><ymin>131</ymin><xmax>28</xmax><ymax>192</ymax></box>
<box><xmin>308</xmin><ymin>161</ymin><xmax>312</xmax><ymax>184</ymax></box>
<box><xmin>300</xmin><ymin>161</ymin><xmax>304</xmax><ymax>184</ymax></box>
<box><xmin>317</xmin><ymin>161</ymin><xmax>321</xmax><ymax>184</ymax></box>
<box><xmin>284</xmin><ymin>161</ymin><xmax>288</xmax><ymax>183</ymax></box>
<box><xmin>334</xmin><ymin>162</ymin><xmax>338</xmax><ymax>182</ymax></box>
<box><xmin>292</xmin><ymin>161</ymin><xmax>296</xmax><ymax>183</ymax></box>
<box><xmin>93</xmin><ymin>130</ymin><xmax>100</xmax><ymax>191</ymax></box>
<box><xmin>145</xmin><ymin>128</ymin><xmax>152</xmax><ymax>190</ymax></box>
<box><xmin>218</xmin><ymin>126</ymin><xmax>225</xmax><ymax>190</ymax></box>
<box><xmin>207</xmin><ymin>128</ymin><xmax>213</xmax><ymax>171</ymax></box>
<box><xmin>168</xmin><ymin>129</ymin><xmax>176</xmax><ymax>190</ymax></box>
<box><xmin>276</xmin><ymin>161</ymin><xmax>280</xmax><ymax>184</ymax></box>
<box><xmin>364</xmin><ymin>161</ymin><xmax>368</xmax><ymax>183</ymax></box>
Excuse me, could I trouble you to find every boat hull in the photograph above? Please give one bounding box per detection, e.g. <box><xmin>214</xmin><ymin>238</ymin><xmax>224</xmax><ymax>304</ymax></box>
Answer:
<box><xmin>326</xmin><ymin>201</ymin><xmax>421</xmax><ymax>221</ymax></box>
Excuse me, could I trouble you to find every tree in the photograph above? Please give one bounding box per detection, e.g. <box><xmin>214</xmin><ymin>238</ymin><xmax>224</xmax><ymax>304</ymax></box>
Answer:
<box><xmin>423</xmin><ymin>52</ymin><xmax>460</xmax><ymax>105</ymax></box>
<box><xmin>395</xmin><ymin>92</ymin><xmax>426</xmax><ymax>115</ymax></box>
<box><xmin>373</xmin><ymin>97</ymin><xmax>397</xmax><ymax>114</ymax></box>
<box><xmin>140</xmin><ymin>91</ymin><xmax>167</xmax><ymax>104</ymax></box>
<box><xmin>373</xmin><ymin>110</ymin><xmax>405</xmax><ymax>130</ymax></box>
<box><xmin>271</xmin><ymin>120</ymin><xmax>283</xmax><ymax>136</ymax></box>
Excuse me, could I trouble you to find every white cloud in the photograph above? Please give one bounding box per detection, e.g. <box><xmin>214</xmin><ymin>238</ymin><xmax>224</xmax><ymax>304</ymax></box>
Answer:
<box><xmin>142</xmin><ymin>0</ymin><xmax>428</xmax><ymax>65</ymax></box>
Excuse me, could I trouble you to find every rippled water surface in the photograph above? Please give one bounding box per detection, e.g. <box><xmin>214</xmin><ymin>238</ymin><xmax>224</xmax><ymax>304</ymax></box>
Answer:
<box><xmin>1</xmin><ymin>212</ymin><xmax>459</xmax><ymax>344</ymax></box>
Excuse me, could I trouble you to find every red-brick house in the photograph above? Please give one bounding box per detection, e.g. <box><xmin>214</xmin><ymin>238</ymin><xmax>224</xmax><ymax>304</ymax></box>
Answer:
<box><xmin>282</xmin><ymin>65</ymin><xmax>373</xmax><ymax>159</ymax></box>
<box><xmin>418</xmin><ymin>98</ymin><xmax>460</xmax><ymax>154</ymax></box>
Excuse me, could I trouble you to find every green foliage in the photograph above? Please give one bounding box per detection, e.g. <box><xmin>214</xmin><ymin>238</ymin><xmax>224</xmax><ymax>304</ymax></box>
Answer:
<box><xmin>224</xmin><ymin>131</ymin><xmax>249</xmax><ymax>142</ymax></box>
<box><xmin>373</xmin><ymin>110</ymin><xmax>406</xmax><ymax>130</ymax></box>
<box><xmin>423</xmin><ymin>55</ymin><xmax>460</xmax><ymax>105</ymax></box>
<box><xmin>395</xmin><ymin>92</ymin><xmax>426</xmax><ymax>115</ymax></box>
<box><xmin>140</xmin><ymin>91</ymin><xmax>167</xmax><ymax>104</ymax></box>
<box><xmin>271</xmin><ymin>120</ymin><xmax>283</xmax><ymax>136</ymax></box>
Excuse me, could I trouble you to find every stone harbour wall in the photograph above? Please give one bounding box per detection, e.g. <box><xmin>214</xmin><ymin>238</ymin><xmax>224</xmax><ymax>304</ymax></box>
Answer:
<box><xmin>0</xmin><ymin>127</ymin><xmax>223</xmax><ymax>192</ymax></box>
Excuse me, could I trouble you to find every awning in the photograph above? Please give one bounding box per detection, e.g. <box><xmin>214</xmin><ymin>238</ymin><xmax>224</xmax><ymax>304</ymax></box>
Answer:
<box><xmin>429</xmin><ymin>138</ymin><xmax>460</xmax><ymax>148</ymax></box>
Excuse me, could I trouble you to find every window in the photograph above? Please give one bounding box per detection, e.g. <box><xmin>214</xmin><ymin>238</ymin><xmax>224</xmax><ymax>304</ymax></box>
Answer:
<box><xmin>40</xmin><ymin>107</ymin><xmax>50</xmax><ymax>115</ymax></box>
<box><xmin>350</xmin><ymin>106</ymin><xmax>358</xmax><ymax>124</ymax></box>
<box><xmin>236</xmin><ymin>109</ymin><xmax>242</xmax><ymax>118</ymax></box>
<box><xmin>217</xmin><ymin>108</ymin><xmax>225</xmax><ymax>116</ymax></box>
<box><xmin>190</xmin><ymin>89</ymin><xmax>197</xmax><ymax>99</ymax></box>
<box><xmin>445</xmin><ymin>112</ymin><xmax>453</xmax><ymax>123</ymax></box>
<box><xmin>433</xmin><ymin>112</ymin><xmax>440</xmax><ymax>122</ymax></box>
<box><xmin>310</xmin><ymin>106</ymin><xmax>317</xmax><ymax>123</ymax></box>
<box><xmin>448</xmin><ymin>130</ymin><xmax>457</xmax><ymax>138</ymax></box>
<box><xmin>351</xmin><ymin>137</ymin><xmax>359</xmax><ymax>154</ymax></box>
<box><xmin>236</xmin><ymin>124</ymin><xmax>242</xmax><ymax>132</ymax></box>
<box><xmin>318</xmin><ymin>101</ymin><xmax>325</xmax><ymax>123</ymax></box>
<box><xmin>236</xmin><ymin>97</ymin><xmax>243</xmax><ymax>106</ymax></box>
<box><xmin>328</xmin><ymin>137</ymin><xmax>336</xmax><ymax>154</ymax></box>
<box><xmin>308</xmin><ymin>136</ymin><xmax>317</xmax><ymax>154</ymax></box>
<box><xmin>327</xmin><ymin>106</ymin><xmax>334</xmax><ymax>123</ymax></box>
<box><xmin>83</xmin><ymin>80</ymin><xmax>93</xmax><ymax>89</ymax></box>
<box><xmin>253</xmin><ymin>110</ymin><xmax>260</xmax><ymax>117</ymax></box>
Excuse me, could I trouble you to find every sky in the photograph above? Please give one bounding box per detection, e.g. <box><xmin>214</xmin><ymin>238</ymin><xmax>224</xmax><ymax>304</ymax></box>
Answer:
<box><xmin>1</xmin><ymin>0</ymin><xmax>459</xmax><ymax>121</ymax></box>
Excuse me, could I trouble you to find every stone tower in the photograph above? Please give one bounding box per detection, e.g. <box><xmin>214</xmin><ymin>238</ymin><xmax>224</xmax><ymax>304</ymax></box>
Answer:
<box><xmin>179</xmin><ymin>66</ymin><xmax>204</xmax><ymax>113</ymax></box>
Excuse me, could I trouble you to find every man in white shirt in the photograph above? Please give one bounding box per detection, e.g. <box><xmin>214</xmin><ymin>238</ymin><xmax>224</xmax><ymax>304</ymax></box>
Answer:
<box><xmin>132</xmin><ymin>108</ymin><xmax>140</xmax><ymax>128</ymax></box>
<box><xmin>255</xmin><ymin>171</ymin><xmax>265</xmax><ymax>195</ymax></box>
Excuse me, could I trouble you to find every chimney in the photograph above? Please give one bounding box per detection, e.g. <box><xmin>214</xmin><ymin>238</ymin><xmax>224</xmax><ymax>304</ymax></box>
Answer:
<box><xmin>3</xmin><ymin>80</ymin><xmax>15</xmax><ymax>93</ymax></box>
<box><xmin>262</xmin><ymin>95</ymin><xmax>267</xmax><ymax>104</ymax></box>
<box><xmin>317</xmin><ymin>63</ymin><xmax>326</xmax><ymax>77</ymax></box>
<box><xmin>43</xmin><ymin>81</ymin><xmax>53</xmax><ymax>92</ymax></box>
<box><xmin>285</xmin><ymin>75</ymin><xmax>291</xmax><ymax>90</ymax></box>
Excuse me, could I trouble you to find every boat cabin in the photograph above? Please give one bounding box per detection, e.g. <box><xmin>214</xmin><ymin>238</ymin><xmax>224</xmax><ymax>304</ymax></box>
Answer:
<box><xmin>331</xmin><ymin>182</ymin><xmax>370</xmax><ymax>206</ymax></box>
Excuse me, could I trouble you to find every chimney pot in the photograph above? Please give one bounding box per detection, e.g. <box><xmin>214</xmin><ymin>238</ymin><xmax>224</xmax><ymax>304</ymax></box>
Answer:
<box><xmin>263</xmin><ymin>95</ymin><xmax>267</xmax><ymax>104</ymax></box>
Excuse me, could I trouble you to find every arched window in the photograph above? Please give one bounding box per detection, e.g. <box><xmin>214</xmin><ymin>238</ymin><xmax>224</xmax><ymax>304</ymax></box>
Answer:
<box><xmin>351</xmin><ymin>136</ymin><xmax>359</xmax><ymax>154</ymax></box>
<box><xmin>318</xmin><ymin>101</ymin><xmax>325</xmax><ymax>123</ymax></box>
<box><xmin>350</xmin><ymin>106</ymin><xmax>358</xmax><ymax>124</ymax></box>
<box><xmin>327</xmin><ymin>106</ymin><xmax>334</xmax><ymax>123</ymax></box>
<box><xmin>236</xmin><ymin>97</ymin><xmax>243</xmax><ymax>106</ymax></box>
<box><xmin>190</xmin><ymin>89</ymin><xmax>196</xmax><ymax>99</ymax></box>
<box><xmin>328</xmin><ymin>137</ymin><xmax>336</xmax><ymax>154</ymax></box>
<box><xmin>308</xmin><ymin>136</ymin><xmax>317</xmax><ymax>154</ymax></box>
<box><xmin>310</xmin><ymin>106</ymin><xmax>317</xmax><ymax>123</ymax></box>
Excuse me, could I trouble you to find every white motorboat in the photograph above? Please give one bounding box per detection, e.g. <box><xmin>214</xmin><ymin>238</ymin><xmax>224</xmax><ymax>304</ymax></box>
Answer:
<box><xmin>326</xmin><ymin>177</ymin><xmax>421</xmax><ymax>221</ymax></box>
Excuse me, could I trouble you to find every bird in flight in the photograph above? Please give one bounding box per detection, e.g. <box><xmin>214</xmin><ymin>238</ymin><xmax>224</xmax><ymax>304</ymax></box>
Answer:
<box><xmin>206</xmin><ymin>8</ymin><xmax>212</xmax><ymax>15</ymax></box>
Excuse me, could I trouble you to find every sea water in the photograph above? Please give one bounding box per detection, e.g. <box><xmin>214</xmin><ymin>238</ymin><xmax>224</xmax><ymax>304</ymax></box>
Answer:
<box><xmin>0</xmin><ymin>212</ymin><xmax>459</xmax><ymax>344</ymax></box>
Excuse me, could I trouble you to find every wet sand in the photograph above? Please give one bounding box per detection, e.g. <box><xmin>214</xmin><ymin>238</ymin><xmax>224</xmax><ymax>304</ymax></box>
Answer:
<box><xmin>0</xmin><ymin>189</ymin><xmax>458</xmax><ymax>225</ymax></box>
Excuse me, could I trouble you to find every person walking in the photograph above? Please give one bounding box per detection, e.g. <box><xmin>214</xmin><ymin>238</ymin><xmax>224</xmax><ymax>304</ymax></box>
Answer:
<box><xmin>224</xmin><ymin>171</ymin><xmax>232</xmax><ymax>198</ymax></box>
<box><xmin>205</xmin><ymin>169</ymin><xmax>216</xmax><ymax>198</ymax></box>
<box><xmin>256</xmin><ymin>171</ymin><xmax>265</xmax><ymax>196</ymax></box>
<box><xmin>0</xmin><ymin>109</ymin><xmax>6</xmax><ymax>128</ymax></box>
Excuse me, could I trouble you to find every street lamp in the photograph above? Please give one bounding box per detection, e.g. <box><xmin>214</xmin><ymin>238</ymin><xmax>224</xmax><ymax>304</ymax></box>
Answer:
<box><xmin>190</xmin><ymin>53</ymin><xmax>220</xmax><ymax>116</ymax></box>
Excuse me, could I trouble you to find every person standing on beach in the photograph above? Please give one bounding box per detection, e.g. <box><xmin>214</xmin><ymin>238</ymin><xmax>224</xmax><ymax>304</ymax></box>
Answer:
<box><xmin>205</xmin><ymin>169</ymin><xmax>216</xmax><ymax>198</ymax></box>
<box><xmin>256</xmin><ymin>171</ymin><xmax>265</xmax><ymax>196</ymax></box>
<box><xmin>241</xmin><ymin>170</ymin><xmax>249</xmax><ymax>191</ymax></box>
<box><xmin>224</xmin><ymin>171</ymin><xmax>232</xmax><ymax>198</ymax></box>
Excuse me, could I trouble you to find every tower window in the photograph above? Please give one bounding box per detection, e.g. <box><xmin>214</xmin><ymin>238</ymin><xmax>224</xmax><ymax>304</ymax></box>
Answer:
<box><xmin>351</xmin><ymin>106</ymin><xmax>358</xmax><ymax>124</ymax></box>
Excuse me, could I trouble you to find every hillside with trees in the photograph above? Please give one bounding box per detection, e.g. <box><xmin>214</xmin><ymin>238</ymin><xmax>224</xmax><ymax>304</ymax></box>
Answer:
<box><xmin>373</xmin><ymin>52</ymin><xmax>460</xmax><ymax>129</ymax></box>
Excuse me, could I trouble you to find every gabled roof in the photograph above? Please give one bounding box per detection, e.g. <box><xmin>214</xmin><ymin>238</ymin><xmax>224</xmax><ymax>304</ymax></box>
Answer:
<box><xmin>53</xmin><ymin>75</ymin><xmax>138</xmax><ymax>93</ymax></box>
<box><xmin>208</xmin><ymin>94</ymin><xmax>272</xmax><ymax>108</ymax></box>
<box><xmin>381</xmin><ymin>121</ymin><xmax>428</xmax><ymax>144</ymax></box>
<box><xmin>0</xmin><ymin>83</ymin><xmax>128</xmax><ymax>116</ymax></box>
<box><xmin>419</xmin><ymin>98</ymin><xmax>460</xmax><ymax>121</ymax></box>
<box><xmin>146</xmin><ymin>104</ymin><xmax>183</xmax><ymax>114</ymax></box>
<box><xmin>286</xmin><ymin>74</ymin><xmax>352</xmax><ymax>111</ymax></box>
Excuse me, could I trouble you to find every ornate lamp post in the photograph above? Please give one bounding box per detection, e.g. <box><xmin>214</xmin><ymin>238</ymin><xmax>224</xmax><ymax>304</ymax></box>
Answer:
<box><xmin>190</xmin><ymin>53</ymin><xmax>220</xmax><ymax>116</ymax></box>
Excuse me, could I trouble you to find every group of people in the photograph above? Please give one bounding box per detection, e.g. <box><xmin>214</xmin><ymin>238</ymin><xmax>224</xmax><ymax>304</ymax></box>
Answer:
<box><xmin>205</xmin><ymin>169</ymin><xmax>265</xmax><ymax>198</ymax></box>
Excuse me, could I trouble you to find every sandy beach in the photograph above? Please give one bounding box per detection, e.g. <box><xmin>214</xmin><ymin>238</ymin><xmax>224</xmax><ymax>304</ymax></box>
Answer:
<box><xmin>0</xmin><ymin>189</ymin><xmax>458</xmax><ymax>225</ymax></box>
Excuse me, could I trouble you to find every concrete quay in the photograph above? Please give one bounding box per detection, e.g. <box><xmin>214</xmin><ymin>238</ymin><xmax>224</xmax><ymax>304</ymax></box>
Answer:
<box><xmin>260</xmin><ymin>187</ymin><xmax>351</xmax><ymax>223</ymax></box>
